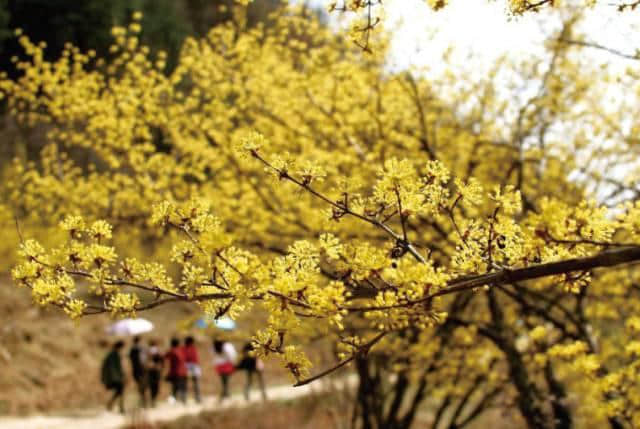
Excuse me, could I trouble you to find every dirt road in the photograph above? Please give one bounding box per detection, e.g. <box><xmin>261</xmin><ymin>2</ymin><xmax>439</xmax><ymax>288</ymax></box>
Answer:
<box><xmin>0</xmin><ymin>378</ymin><xmax>352</xmax><ymax>429</ymax></box>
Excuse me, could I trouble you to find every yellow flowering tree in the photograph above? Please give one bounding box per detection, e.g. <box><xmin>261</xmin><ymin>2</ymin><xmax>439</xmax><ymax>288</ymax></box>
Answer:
<box><xmin>2</xmin><ymin>2</ymin><xmax>640</xmax><ymax>428</ymax></box>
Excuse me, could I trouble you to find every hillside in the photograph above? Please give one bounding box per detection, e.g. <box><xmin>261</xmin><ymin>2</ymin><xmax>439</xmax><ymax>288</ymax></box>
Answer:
<box><xmin>0</xmin><ymin>277</ymin><xmax>290</xmax><ymax>415</ymax></box>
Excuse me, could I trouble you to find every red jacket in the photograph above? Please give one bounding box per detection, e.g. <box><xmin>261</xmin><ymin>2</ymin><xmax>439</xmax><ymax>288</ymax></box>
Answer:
<box><xmin>165</xmin><ymin>347</ymin><xmax>187</xmax><ymax>378</ymax></box>
<box><xmin>183</xmin><ymin>344</ymin><xmax>200</xmax><ymax>364</ymax></box>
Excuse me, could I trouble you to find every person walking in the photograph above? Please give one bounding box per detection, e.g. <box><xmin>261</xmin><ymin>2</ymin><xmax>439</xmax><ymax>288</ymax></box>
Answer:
<box><xmin>183</xmin><ymin>336</ymin><xmax>202</xmax><ymax>403</ymax></box>
<box><xmin>237</xmin><ymin>342</ymin><xmax>267</xmax><ymax>401</ymax></box>
<box><xmin>101</xmin><ymin>340</ymin><xmax>126</xmax><ymax>414</ymax></box>
<box><xmin>146</xmin><ymin>339</ymin><xmax>163</xmax><ymax>407</ymax></box>
<box><xmin>129</xmin><ymin>336</ymin><xmax>148</xmax><ymax>407</ymax></box>
<box><xmin>213</xmin><ymin>339</ymin><xmax>237</xmax><ymax>401</ymax></box>
<box><xmin>165</xmin><ymin>338</ymin><xmax>187</xmax><ymax>404</ymax></box>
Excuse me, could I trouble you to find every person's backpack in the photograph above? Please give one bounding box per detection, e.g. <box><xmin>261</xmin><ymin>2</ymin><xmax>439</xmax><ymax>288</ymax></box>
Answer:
<box><xmin>101</xmin><ymin>350</ymin><xmax>120</xmax><ymax>387</ymax></box>
<box><xmin>100</xmin><ymin>353</ymin><xmax>111</xmax><ymax>387</ymax></box>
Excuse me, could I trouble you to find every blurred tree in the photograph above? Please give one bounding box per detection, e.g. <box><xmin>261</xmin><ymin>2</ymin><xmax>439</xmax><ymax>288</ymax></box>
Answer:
<box><xmin>0</xmin><ymin>0</ymin><xmax>10</xmax><ymax>45</ymax></box>
<box><xmin>0</xmin><ymin>0</ymin><xmax>282</xmax><ymax>77</ymax></box>
<box><xmin>184</xmin><ymin>0</ymin><xmax>282</xmax><ymax>37</ymax></box>
<box><xmin>0</xmin><ymin>0</ymin><xmax>285</xmax><ymax>162</ymax></box>
<box><xmin>0</xmin><ymin>0</ymin><xmax>118</xmax><ymax>77</ymax></box>
<box><xmin>118</xmin><ymin>0</ymin><xmax>192</xmax><ymax>72</ymax></box>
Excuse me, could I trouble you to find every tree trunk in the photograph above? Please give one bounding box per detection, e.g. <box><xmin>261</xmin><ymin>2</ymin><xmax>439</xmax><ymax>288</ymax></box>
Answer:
<box><xmin>544</xmin><ymin>363</ymin><xmax>572</xmax><ymax>429</ymax></box>
<box><xmin>355</xmin><ymin>356</ymin><xmax>384</xmax><ymax>429</ymax></box>
<box><xmin>487</xmin><ymin>290</ymin><xmax>551</xmax><ymax>429</ymax></box>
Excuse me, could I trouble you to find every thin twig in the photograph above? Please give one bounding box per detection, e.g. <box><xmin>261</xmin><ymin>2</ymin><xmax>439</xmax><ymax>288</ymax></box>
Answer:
<box><xmin>293</xmin><ymin>331</ymin><xmax>387</xmax><ymax>386</ymax></box>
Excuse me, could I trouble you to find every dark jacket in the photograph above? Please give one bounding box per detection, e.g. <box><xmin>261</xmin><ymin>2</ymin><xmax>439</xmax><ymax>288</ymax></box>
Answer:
<box><xmin>101</xmin><ymin>349</ymin><xmax>124</xmax><ymax>388</ymax></box>
<box><xmin>129</xmin><ymin>345</ymin><xmax>145</xmax><ymax>380</ymax></box>
<box><xmin>238</xmin><ymin>343</ymin><xmax>257</xmax><ymax>371</ymax></box>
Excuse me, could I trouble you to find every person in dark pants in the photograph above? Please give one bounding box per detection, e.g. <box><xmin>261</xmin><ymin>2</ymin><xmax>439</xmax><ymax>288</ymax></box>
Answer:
<box><xmin>101</xmin><ymin>340</ymin><xmax>126</xmax><ymax>413</ymax></box>
<box><xmin>183</xmin><ymin>336</ymin><xmax>202</xmax><ymax>403</ymax></box>
<box><xmin>237</xmin><ymin>342</ymin><xmax>267</xmax><ymax>401</ymax></box>
<box><xmin>129</xmin><ymin>336</ymin><xmax>147</xmax><ymax>407</ymax></box>
<box><xmin>146</xmin><ymin>339</ymin><xmax>163</xmax><ymax>407</ymax></box>
<box><xmin>165</xmin><ymin>338</ymin><xmax>187</xmax><ymax>404</ymax></box>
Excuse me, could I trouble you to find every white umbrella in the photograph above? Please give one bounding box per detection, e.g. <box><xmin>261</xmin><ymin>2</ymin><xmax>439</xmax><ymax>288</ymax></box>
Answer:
<box><xmin>195</xmin><ymin>315</ymin><xmax>236</xmax><ymax>331</ymax></box>
<box><xmin>214</xmin><ymin>316</ymin><xmax>236</xmax><ymax>331</ymax></box>
<box><xmin>107</xmin><ymin>318</ymin><xmax>154</xmax><ymax>336</ymax></box>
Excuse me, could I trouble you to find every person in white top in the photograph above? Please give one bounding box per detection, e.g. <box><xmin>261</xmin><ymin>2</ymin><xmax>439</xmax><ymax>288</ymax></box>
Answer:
<box><xmin>213</xmin><ymin>339</ymin><xmax>237</xmax><ymax>400</ymax></box>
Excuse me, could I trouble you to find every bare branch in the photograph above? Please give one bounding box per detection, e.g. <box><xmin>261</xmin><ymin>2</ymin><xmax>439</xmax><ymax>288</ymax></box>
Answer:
<box><xmin>293</xmin><ymin>331</ymin><xmax>387</xmax><ymax>387</ymax></box>
<box><xmin>345</xmin><ymin>246</ymin><xmax>640</xmax><ymax>311</ymax></box>
<box><xmin>558</xmin><ymin>38</ymin><xmax>639</xmax><ymax>61</ymax></box>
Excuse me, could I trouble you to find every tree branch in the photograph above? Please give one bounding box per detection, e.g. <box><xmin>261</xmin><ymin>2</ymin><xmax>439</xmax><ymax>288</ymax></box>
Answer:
<box><xmin>345</xmin><ymin>246</ymin><xmax>640</xmax><ymax>311</ymax></box>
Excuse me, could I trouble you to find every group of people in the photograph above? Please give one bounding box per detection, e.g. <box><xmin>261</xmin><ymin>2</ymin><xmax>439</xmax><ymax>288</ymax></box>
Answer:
<box><xmin>100</xmin><ymin>336</ymin><xmax>267</xmax><ymax>413</ymax></box>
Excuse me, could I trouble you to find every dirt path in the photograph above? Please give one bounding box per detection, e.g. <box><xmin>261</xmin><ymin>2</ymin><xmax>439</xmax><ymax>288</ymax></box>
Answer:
<box><xmin>0</xmin><ymin>377</ymin><xmax>354</xmax><ymax>429</ymax></box>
